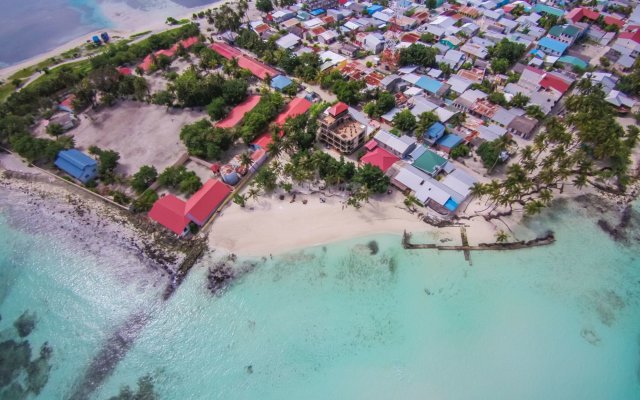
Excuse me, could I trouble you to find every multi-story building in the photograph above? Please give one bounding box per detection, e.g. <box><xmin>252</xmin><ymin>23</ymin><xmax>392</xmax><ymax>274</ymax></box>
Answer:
<box><xmin>317</xmin><ymin>102</ymin><xmax>366</xmax><ymax>154</ymax></box>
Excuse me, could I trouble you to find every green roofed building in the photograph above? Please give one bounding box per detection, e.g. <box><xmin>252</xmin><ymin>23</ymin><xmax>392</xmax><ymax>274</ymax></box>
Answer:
<box><xmin>411</xmin><ymin>147</ymin><xmax>447</xmax><ymax>176</ymax></box>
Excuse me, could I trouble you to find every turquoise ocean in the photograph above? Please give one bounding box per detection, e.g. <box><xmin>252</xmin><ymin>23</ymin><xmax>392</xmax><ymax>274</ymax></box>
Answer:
<box><xmin>1</xmin><ymin>188</ymin><xmax>639</xmax><ymax>399</ymax></box>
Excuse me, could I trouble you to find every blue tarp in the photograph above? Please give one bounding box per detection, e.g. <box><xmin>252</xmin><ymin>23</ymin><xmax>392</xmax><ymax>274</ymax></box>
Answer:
<box><xmin>367</xmin><ymin>5</ymin><xmax>384</xmax><ymax>15</ymax></box>
<box><xmin>310</xmin><ymin>8</ymin><xmax>326</xmax><ymax>16</ymax></box>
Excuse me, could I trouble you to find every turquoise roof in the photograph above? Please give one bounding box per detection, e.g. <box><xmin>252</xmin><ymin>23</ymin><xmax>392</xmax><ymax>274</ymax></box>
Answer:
<box><xmin>533</xmin><ymin>4</ymin><xmax>565</xmax><ymax>17</ymax></box>
<box><xmin>558</xmin><ymin>55</ymin><xmax>588</xmax><ymax>69</ymax></box>
<box><xmin>416</xmin><ymin>76</ymin><xmax>443</xmax><ymax>94</ymax></box>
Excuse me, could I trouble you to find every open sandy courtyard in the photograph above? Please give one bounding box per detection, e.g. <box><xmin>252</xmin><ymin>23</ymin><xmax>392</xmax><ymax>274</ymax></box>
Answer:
<box><xmin>71</xmin><ymin>101</ymin><xmax>204</xmax><ymax>175</ymax></box>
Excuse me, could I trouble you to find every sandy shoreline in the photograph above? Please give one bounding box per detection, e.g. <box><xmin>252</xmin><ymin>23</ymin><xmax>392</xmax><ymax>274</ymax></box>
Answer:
<box><xmin>2</xmin><ymin>149</ymin><xmax>635</xmax><ymax>261</ymax></box>
<box><xmin>0</xmin><ymin>153</ymin><xmax>188</xmax><ymax>278</ymax></box>
<box><xmin>0</xmin><ymin>0</ymin><xmax>236</xmax><ymax>80</ymax></box>
<box><xmin>208</xmin><ymin>188</ymin><xmax>513</xmax><ymax>257</ymax></box>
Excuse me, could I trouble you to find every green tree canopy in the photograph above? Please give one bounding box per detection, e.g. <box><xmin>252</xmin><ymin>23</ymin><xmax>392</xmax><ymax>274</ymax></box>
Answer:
<box><xmin>131</xmin><ymin>165</ymin><xmax>158</xmax><ymax>194</ymax></box>
<box><xmin>392</xmin><ymin>109</ymin><xmax>417</xmax><ymax>132</ymax></box>
<box><xmin>399</xmin><ymin>44</ymin><xmax>438</xmax><ymax>68</ymax></box>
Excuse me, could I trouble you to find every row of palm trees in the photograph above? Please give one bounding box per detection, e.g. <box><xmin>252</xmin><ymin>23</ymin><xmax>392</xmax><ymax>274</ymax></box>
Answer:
<box><xmin>469</xmin><ymin>79</ymin><xmax>638</xmax><ymax>217</ymax></box>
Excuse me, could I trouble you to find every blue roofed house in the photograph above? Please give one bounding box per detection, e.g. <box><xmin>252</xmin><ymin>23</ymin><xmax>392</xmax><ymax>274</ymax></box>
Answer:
<box><xmin>54</xmin><ymin>149</ymin><xmax>98</xmax><ymax>183</ymax></box>
<box><xmin>436</xmin><ymin>133</ymin><xmax>464</xmax><ymax>153</ymax></box>
<box><xmin>415</xmin><ymin>76</ymin><xmax>448</xmax><ymax>96</ymax></box>
<box><xmin>537</xmin><ymin>36</ymin><xmax>569</xmax><ymax>56</ymax></box>
<box><xmin>424</xmin><ymin>122</ymin><xmax>446</xmax><ymax>145</ymax></box>
<box><xmin>271</xmin><ymin>75</ymin><xmax>294</xmax><ymax>91</ymax></box>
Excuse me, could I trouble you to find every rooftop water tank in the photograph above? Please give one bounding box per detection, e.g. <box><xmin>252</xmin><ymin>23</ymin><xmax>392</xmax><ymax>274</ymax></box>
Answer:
<box><xmin>220</xmin><ymin>164</ymin><xmax>239</xmax><ymax>185</ymax></box>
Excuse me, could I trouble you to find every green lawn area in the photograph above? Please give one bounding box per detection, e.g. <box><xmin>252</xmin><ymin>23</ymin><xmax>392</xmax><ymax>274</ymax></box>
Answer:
<box><xmin>9</xmin><ymin>58</ymin><xmax>58</xmax><ymax>81</ymax></box>
<box><xmin>27</xmin><ymin>59</ymin><xmax>92</xmax><ymax>88</ymax></box>
<box><xmin>130</xmin><ymin>30</ymin><xmax>152</xmax><ymax>39</ymax></box>
<box><xmin>0</xmin><ymin>83</ymin><xmax>15</xmax><ymax>102</ymax></box>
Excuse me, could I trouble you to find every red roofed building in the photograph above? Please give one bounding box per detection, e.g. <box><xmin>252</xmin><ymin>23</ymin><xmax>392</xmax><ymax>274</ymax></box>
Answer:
<box><xmin>185</xmin><ymin>179</ymin><xmax>232</xmax><ymax>225</ymax></box>
<box><xmin>566</xmin><ymin>7</ymin><xmax>600</xmax><ymax>24</ymax></box>
<box><xmin>237</xmin><ymin>56</ymin><xmax>279</xmax><ymax>80</ymax></box>
<box><xmin>149</xmin><ymin>179</ymin><xmax>232</xmax><ymax>235</ymax></box>
<box><xmin>619</xmin><ymin>29</ymin><xmax>640</xmax><ymax>43</ymax></box>
<box><xmin>274</xmin><ymin>97</ymin><xmax>313</xmax><ymax>125</ymax></box>
<box><xmin>401</xmin><ymin>33</ymin><xmax>421</xmax><ymax>43</ymax></box>
<box><xmin>540</xmin><ymin>74</ymin><xmax>570</xmax><ymax>94</ymax></box>
<box><xmin>209</xmin><ymin>42</ymin><xmax>242</xmax><ymax>59</ymax></box>
<box><xmin>116</xmin><ymin>66</ymin><xmax>133</xmax><ymax>75</ymax></box>
<box><xmin>252</xmin><ymin>97</ymin><xmax>312</xmax><ymax>148</ymax></box>
<box><xmin>327</xmin><ymin>101</ymin><xmax>349</xmax><ymax>117</ymax></box>
<box><xmin>138</xmin><ymin>36</ymin><xmax>200</xmax><ymax>72</ymax></box>
<box><xmin>209</xmin><ymin>42</ymin><xmax>279</xmax><ymax>80</ymax></box>
<box><xmin>215</xmin><ymin>95</ymin><xmax>261</xmax><ymax>128</ymax></box>
<box><xmin>604</xmin><ymin>15</ymin><xmax>624</xmax><ymax>28</ymax></box>
<box><xmin>148</xmin><ymin>195</ymin><xmax>189</xmax><ymax>236</ymax></box>
<box><xmin>360</xmin><ymin>147</ymin><xmax>400</xmax><ymax>173</ymax></box>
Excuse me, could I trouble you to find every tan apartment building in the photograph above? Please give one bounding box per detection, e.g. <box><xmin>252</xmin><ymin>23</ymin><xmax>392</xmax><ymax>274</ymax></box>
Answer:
<box><xmin>317</xmin><ymin>102</ymin><xmax>366</xmax><ymax>154</ymax></box>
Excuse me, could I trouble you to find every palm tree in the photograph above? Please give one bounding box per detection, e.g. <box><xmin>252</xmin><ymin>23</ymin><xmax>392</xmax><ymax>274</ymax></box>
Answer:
<box><xmin>233</xmin><ymin>194</ymin><xmax>247</xmax><ymax>207</ymax></box>
<box><xmin>247</xmin><ymin>187</ymin><xmax>261</xmax><ymax>201</ymax></box>
<box><xmin>524</xmin><ymin>200</ymin><xmax>545</xmax><ymax>215</ymax></box>
<box><xmin>239</xmin><ymin>151</ymin><xmax>253</xmax><ymax>170</ymax></box>
<box><xmin>495</xmin><ymin>230</ymin><xmax>509</xmax><ymax>243</ymax></box>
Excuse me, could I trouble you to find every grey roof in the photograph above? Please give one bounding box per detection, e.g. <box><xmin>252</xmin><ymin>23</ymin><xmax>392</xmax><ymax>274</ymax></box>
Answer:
<box><xmin>507</xmin><ymin>115</ymin><xmax>537</xmax><ymax>135</ymax></box>
<box><xmin>476</xmin><ymin>124</ymin><xmax>506</xmax><ymax>141</ymax></box>
<box><xmin>616</xmin><ymin>54</ymin><xmax>635</xmax><ymax>68</ymax></box>
<box><xmin>447</xmin><ymin>75</ymin><xmax>473</xmax><ymax>94</ymax></box>
<box><xmin>442</xmin><ymin>168</ymin><xmax>477</xmax><ymax>200</ymax></box>
<box><xmin>380</xmin><ymin>74</ymin><xmax>401</xmax><ymax>87</ymax></box>
<box><xmin>410</xmin><ymin>96</ymin><xmax>438</xmax><ymax>116</ymax></box>
<box><xmin>483</xmin><ymin>9</ymin><xmax>502</xmax><ymax>20</ymax></box>
<box><xmin>491</xmin><ymin>107</ymin><xmax>517</xmax><ymax>126</ymax></box>
<box><xmin>374</xmin><ymin>130</ymin><xmax>417</xmax><ymax>154</ymax></box>
<box><xmin>276</xmin><ymin>33</ymin><xmax>301</xmax><ymax>49</ymax></box>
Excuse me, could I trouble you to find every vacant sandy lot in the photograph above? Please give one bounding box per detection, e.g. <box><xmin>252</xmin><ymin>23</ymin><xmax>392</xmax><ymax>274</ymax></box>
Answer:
<box><xmin>71</xmin><ymin>101</ymin><xmax>204</xmax><ymax>175</ymax></box>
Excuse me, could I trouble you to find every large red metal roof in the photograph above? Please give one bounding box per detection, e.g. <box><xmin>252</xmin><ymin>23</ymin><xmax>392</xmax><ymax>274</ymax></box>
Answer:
<box><xmin>215</xmin><ymin>95</ymin><xmax>261</xmax><ymax>128</ymax></box>
<box><xmin>274</xmin><ymin>98</ymin><xmax>312</xmax><ymax>125</ymax></box>
<box><xmin>209</xmin><ymin>42</ymin><xmax>279</xmax><ymax>80</ymax></box>
<box><xmin>540</xmin><ymin>74</ymin><xmax>570</xmax><ymax>94</ymax></box>
<box><xmin>361</xmin><ymin>147</ymin><xmax>400</xmax><ymax>173</ymax></box>
<box><xmin>251</xmin><ymin>98</ymin><xmax>312</xmax><ymax>148</ymax></box>
<box><xmin>148</xmin><ymin>195</ymin><xmax>189</xmax><ymax>235</ymax></box>
<box><xmin>139</xmin><ymin>36</ymin><xmax>200</xmax><ymax>72</ymax></box>
<box><xmin>185</xmin><ymin>179</ymin><xmax>231</xmax><ymax>225</ymax></box>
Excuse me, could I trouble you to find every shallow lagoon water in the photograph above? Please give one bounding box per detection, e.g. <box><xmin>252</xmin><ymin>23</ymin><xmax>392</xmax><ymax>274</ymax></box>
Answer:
<box><xmin>0</xmin><ymin>0</ymin><xmax>218</xmax><ymax>66</ymax></box>
<box><xmin>0</xmin><ymin>198</ymin><xmax>639</xmax><ymax>399</ymax></box>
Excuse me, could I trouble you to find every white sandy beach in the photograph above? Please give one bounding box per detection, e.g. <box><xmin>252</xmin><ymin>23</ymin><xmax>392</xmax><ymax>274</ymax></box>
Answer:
<box><xmin>208</xmin><ymin>189</ymin><xmax>508</xmax><ymax>257</ymax></box>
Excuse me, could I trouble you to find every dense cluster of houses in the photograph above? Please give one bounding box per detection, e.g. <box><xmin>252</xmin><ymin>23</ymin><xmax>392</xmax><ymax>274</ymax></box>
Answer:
<box><xmin>211</xmin><ymin>0</ymin><xmax>638</xmax><ymax>216</ymax></box>
<box><xmin>51</xmin><ymin>0</ymin><xmax>640</xmax><ymax>235</ymax></box>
